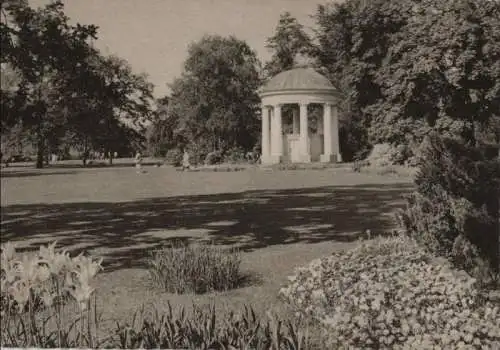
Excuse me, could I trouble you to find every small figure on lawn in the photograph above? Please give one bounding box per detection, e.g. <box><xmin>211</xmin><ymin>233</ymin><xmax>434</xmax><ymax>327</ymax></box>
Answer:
<box><xmin>182</xmin><ymin>150</ymin><xmax>191</xmax><ymax>171</ymax></box>
<box><xmin>135</xmin><ymin>151</ymin><xmax>143</xmax><ymax>173</ymax></box>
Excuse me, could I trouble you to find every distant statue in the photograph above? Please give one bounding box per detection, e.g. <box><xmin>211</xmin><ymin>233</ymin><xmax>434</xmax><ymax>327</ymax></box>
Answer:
<box><xmin>182</xmin><ymin>150</ymin><xmax>191</xmax><ymax>171</ymax></box>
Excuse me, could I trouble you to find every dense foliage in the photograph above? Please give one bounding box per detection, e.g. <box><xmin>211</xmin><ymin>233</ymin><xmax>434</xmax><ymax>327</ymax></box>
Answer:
<box><xmin>313</xmin><ymin>0</ymin><xmax>500</xmax><ymax>160</ymax></box>
<box><xmin>280</xmin><ymin>235</ymin><xmax>500</xmax><ymax>349</ymax></box>
<box><xmin>263</xmin><ymin>12</ymin><xmax>313</xmax><ymax>79</ymax></box>
<box><xmin>397</xmin><ymin>132</ymin><xmax>500</xmax><ymax>279</ymax></box>
<box><xmin>166</xmin><ymin>35</ymin><xmax>262</xmax><ymax>161</ymax></box>
<box><xmin>1</xmin><ymin>0</ymin><xmax>154</xmax><ymax>167</ymax></box>
<box><xmin>146</xmin><ymin>95</ymin><xmax>174</xmax><ymax>157</ymax></box>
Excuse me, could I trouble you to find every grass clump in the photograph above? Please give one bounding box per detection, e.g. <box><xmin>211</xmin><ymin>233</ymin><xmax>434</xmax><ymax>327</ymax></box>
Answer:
<box><xmin>280</xmin><ymin>234</ymin><xmax>500</xmax><ymax>349</ymax></box>
<box><xmin>112</xmin><ymin>302</ymin><xmax>313</xmax><ymax>350</ymax></box>
<box><xmin>148</xmin><ymin>242</ymin><xmax>243</xmax><ymax>294</ymax></box>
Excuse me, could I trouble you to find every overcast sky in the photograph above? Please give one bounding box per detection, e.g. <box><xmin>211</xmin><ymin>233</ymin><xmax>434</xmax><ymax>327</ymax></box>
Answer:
<box><xmin>31</xmin><ymin>0</ymin><xmax>324</xmax><ymax>97</ymax></box>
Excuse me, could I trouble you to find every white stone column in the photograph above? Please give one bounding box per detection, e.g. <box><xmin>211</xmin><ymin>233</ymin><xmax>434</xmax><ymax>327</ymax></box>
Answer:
<box><xmin>321</xmin><ymin>103</ymin><xmax>333</xmax><ymax>162</ymax></box>
<box><xmin>261</xmin><ymin>105</ymin><xmax>270</xmax><ymax>163</ymax></box>
<box><xmin>321</xmin><ymin>103</ymin><xmax>341</xmax><ymax>163</ymax></box>
<box><xmin>299</xmin><ymin>102</ymin><xmax>311</xmax><ymax>162</ymax></box>
<box><xmin>270</xmin><ymin>104</ymin><xmax>283</xmax><ymax>162</ymax></box>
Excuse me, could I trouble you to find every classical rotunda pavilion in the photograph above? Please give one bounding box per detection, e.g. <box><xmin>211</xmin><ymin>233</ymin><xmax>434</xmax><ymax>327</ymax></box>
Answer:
<box><xmin>258</xmin><ymin>67</ymin><xmax>343</xmax><ymax>165</ymax></box>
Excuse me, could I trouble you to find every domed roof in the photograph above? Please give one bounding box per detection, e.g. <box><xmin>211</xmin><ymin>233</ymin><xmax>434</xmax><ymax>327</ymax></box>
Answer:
<box><xmin>260</xmin><ymin>67</ymin><xmax>336</xmax><ymax>94</ymax></box>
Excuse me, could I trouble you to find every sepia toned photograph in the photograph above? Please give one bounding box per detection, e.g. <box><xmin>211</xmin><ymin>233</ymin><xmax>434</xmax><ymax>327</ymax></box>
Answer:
<box><xmin>1</xmin><ymin>0</ymin><xmax>499</xmax><ymax>348</ymax></box>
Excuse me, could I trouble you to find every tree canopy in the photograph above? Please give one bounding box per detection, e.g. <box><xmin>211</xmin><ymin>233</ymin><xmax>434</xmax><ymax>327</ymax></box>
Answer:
<box><xmin>0</xmin><ymin>0</ymin><xmax>154</xmax><ymax>167</ymax></box>
<box><xmin>167</xmin><ymin>35</ymin><xmax>262</xmax><ymax>158</ymax></box>
<box><xmin>264</xmin><ymin>11</ymin><xmax>314</xmax><ymax>79</ymax></box>
<box><xmin>313</xmin><ymin>0</ymin><xmax>500</xmax><ymax>158</ymax></box>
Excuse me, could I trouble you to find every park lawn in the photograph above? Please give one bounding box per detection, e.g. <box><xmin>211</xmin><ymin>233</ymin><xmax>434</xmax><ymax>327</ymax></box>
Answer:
<box><xmin>1</xmin><ymin>161</ymin><xmax>413</xmax><ymax>338</ymax></box>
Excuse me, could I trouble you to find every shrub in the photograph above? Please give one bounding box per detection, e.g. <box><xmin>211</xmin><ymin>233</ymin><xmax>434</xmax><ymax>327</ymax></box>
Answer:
<box><xmin>205</xmin><ymin>150</ymin><xmax>223</xmax><ymax>165</ymax></box>
<box><xmin>185</xmin><ymin>142</ymin><xmax>210</xmax><ymax>166</ymax></box>
<box><xmin>366</xmin><ymin>143</ymin><xmax>393</xmax><ymax>167</ymax></box>
<box><xmin>397</xmin><ymin>133</ymin><xmax>500</xmax><ymax>279</ymax></box>
<box><xmin>365</xmin><ymin>143</ymin><xmax>413</xmax><ymax>167</ymax></box>
<box><xmin>389</xmin><ymin>144</ymin><xmax>412</xmax><ymax>165</ymax></box>
<box><xmin>224</xmin><ymin>146</ymin><xmax>246</xmax><ymax>164</ymax></box>
<box><xmin>339</xmin><ymin>113</ymin><xmax>372</xmax><ymax>163</ymax></box>
<box><xmin>280</xmin><ymin>235</ymin><xmax>500</xmax><ymax>349</ymax></box>
<box><xmin>164</xmin><ymin>148</ymin><xmax>183</xmax><ymax>166</ymax></box>
<box><xmin>147</xmin><ymin>242</ymin><xmax>243</xmax><ymax>294</ymax></box>
<box><xmin>1</xmin><ymin>241</ymin><xmax>103</xmax><ymax>348</ymax></box>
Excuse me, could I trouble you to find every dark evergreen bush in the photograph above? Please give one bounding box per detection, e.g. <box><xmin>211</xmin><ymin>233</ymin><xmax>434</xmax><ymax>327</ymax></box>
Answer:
<box><xmin>204</xmin><ymin>150</ymin><xmax>223</xmax><ymax>165</ymax></box>
<box><xmin>164</xmin><ymin>148</ymin><xmax>183</xmax><ymax>166</ymax></box>
<box><xmin>224</xmin><ymin>146</ymin><xmax>246</xmax><ymax>164</ymax></box>
<box><xmin>397</xmin><ymin>132</ymin><xmax>500</xmax><ymax>280</ymax></box>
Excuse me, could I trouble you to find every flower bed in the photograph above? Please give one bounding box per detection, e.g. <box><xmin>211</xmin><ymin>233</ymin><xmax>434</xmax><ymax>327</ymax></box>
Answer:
<box><xmin>176</xmin><ymin>164</ymin><xmax>250</xmax><ymax>172</ymax></box>
<box><xmin>280</xmin><ymin>235</ymin><xmax>500</xmax><ymax>349</ymax></box>
<box><xmin>1</xmin><ymin>242</ymin><xmax>103</xmax><ymax>348</ymax></box>
<box><xmin>1</xmin><ymin>241</ymin><xmax>314</xmax><ymax>349</ymax></box>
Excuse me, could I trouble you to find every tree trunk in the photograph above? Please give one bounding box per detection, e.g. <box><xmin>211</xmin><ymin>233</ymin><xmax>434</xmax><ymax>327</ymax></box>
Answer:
<box><xmin>493</xmin><ymin>194</ymin><xmax>499</xmax><ymax>275</ymax></box>
<box><xmin>108</xmin><ymin>151</ymin><xmax>113</xmax><ymax>165</ymax></box>
<box><xmin>45</xmin><ymin>148</ymin><xmax>50</xmax><ymax>166</ymax></box>
<box><xmin>35</xmin><ymin>76</ymin><xmax>46</xmax><ymax>169</ymax></box>
<box><xmin>36</xmin><ymin>132</ymin><xmax>45</xmax><ymax>169</ymax></box>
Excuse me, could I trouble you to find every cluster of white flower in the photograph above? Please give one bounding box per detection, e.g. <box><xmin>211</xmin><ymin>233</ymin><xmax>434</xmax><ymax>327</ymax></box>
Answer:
<box><xmin>280</xmin><ymin>235</ymin><xmax>500</xmax><ymax>349</ymax></box>
<box><xmin>1</xmin><ymin>241</ymin><xmax>103</xmax><ymax>314</ymax></box>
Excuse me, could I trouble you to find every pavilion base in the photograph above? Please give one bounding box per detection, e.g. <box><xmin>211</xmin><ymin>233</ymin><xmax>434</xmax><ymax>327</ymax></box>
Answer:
<box><xmin>320</xmin><ymin>153</ymin><xmax>341</xmax><ymax>163</ymax></box>
<box><xmin>262</xmin><ymin>154</ymin><xmax>283</xmax><ymax>165</ymax></box>
<box><xmin>299</xmin><ymin>154</ymin><xmax>311</xmax><ymax>163</ymax></box>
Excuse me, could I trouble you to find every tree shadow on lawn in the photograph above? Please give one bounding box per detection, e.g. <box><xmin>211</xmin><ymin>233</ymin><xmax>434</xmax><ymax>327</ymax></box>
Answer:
<box><xmin>0</xmin><ymin>170</ymin><xmax>80</xmax><ymax>178</ymax></box>
<box><xmin>1</xmin><ymin>183</ymin><xmax>413</xmax><ymax>272</ymax></box>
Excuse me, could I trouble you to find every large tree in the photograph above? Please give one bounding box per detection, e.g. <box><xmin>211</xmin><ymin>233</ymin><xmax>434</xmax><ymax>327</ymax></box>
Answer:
<box><xmin>313</xmin><ymin>0</ymin><xmax>412</xmax><ymax>160</ymax></box>
<box><xmin>146</xmin><ymin>95</ymin><xmax>180</xmax><ymax>157</ymax></box>
<box><xmin>61</xmin><ymin>53</ymin><xmax>154</xmax><ymax>165</ymax></box>
<box><xmin>167</xmin><ymin>35</ymin><xmax>261</xmax><ymax>157</ymax></box>
<box><xmin>264</xmin><ymin>11</ymin><xmax>314</xmax><ymax>79</ymax></box>
<box><xmin>1</xmin><ymin>0</ymin><xmax>154</xmax><ymax>167</ymax></box>
<box><xmin>1</xmin><ymin>0</ymin><xmax>98</xmax><ymax>167</ymax></box>
<box><xmin>374</xmin><ymin>0</ymin><xmax>500</xmax><ymax>147</ymax></box>
<box><xmin>1</xmin><ymin>63</ymin><xmax>24</xmax><ymax>159</ymax></box>
<box><xmin>313</xmin><ymin>0</ymin><xmax>500</xmax><ymax>157</ymax></box>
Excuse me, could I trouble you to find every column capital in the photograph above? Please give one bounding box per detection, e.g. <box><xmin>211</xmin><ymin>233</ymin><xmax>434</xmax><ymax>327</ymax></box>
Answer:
<box><xmin>299</xmin><ymin>102</ymin><xmax>309</xmax><ymax>108</ymax></box>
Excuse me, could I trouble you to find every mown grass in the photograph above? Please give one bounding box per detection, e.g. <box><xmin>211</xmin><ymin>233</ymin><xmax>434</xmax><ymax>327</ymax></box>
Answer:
<box><xmin>1</xmin><ymin>162</ymin><xmax>412</xmax><ymax>342</ymax></box>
